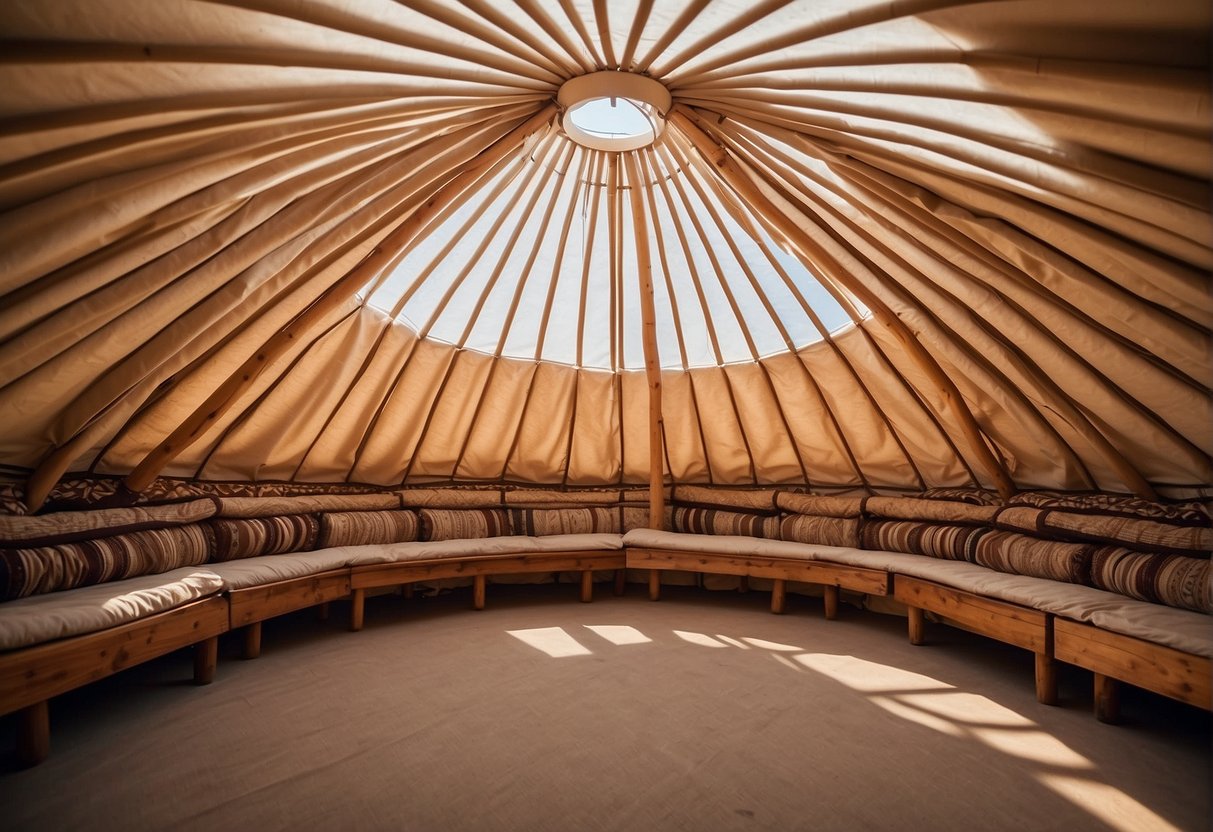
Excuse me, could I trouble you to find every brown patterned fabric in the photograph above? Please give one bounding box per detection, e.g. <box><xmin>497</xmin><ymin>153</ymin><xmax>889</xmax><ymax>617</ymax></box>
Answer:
<box><xmin>671</xmin><ymin>486</ymin><xmax>780</xmax><ymax>514</ymax></box>
<box><xmin>0</xmin><ymin>499</ymin><xmax>219</xmax><ymax>546</ymax></box>
<box><xmin>208</xmin><ymin>515</ymin><xmax>319</xmax><ymax>561</ymax></box>
<box><xmin>1089</xmin><ymin>547</ymin><xmax>1212</xmax><ymax>613</ymax></box>
<box><xmin>504</xmin><ymin>489</ymin><xmax>620</xmax><ymax>507</ymax></box>
<box><xmin>621</xmin><ymin>506</ymin><xmax>673</xmax><ymax>532</ymax></box>
<box><xmin>775</xmin><ymin>493</ymin><xmax>864</xmax><ymax>518</ymax></box>
<box><xmin>919</xmin><ymin>487</ymin><xmax>1003</xmax><ymax>506</ymax></box>
<box><xmin>399</xmin><ymin>489</ymin><xmax>505</xmax><ymax>508</ymax></box>
<box><xmin>992</xmin><ymin>506</ymin><xmax>1043</xmax><ymax>535</ymax></box>
<box><xmin>1039</xmin><ymin>511</ymin><xmax>1211</xmax><ymax>555</ymax></box>
<box><xmin>866</xmin><ymin>496</ymin><xmax>998</xmax><ymax>526</ymax></box>
<box><xmin>0</xmin><ymin>524</ymin><xmax>213</xmax><ymax>601</ymax></box>
<box><xmin>1008</xmin><ymin>492</ymin><xmax>1212</xmax><ymax>525</ymax></box>
<box><xmin>670</xmin><ymin>507</ymin><xmax>779</xmax><ymax>538</ymax></box>
<box><xmin>971</xmin><ymin>531</ymin><xmax>1093</xmax><ymax>584</ymax></box>
<box><xmin>508</xmin><ymin>508</ymin><xmax>620</xmax><ymax>536</ymax></box>
<box><xmin>418</xmin><ymin>508</ymin><xmax>510</xmax><ymax>541</ymax></box>
<box><xmin>317</xmin><ymin>510</ymin><xmax>419</xmax><ymax>548</ymax></box>
<box><xmin>215</xmin><ymin>493</ymin><xmax>400</xmax><ymax>518</ymax></box>
<box><xmin>860</xmin><ymin>520</ymin><xmax>988</xmax><ymax>561</ymax></box>
<box><xmin>778</xmin><ymin>514</ymin><xmax>860</xmax><ymax>548</ymax></box>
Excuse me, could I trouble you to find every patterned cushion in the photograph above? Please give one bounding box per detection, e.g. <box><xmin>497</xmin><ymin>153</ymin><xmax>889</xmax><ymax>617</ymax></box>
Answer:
<box><xmin>861</xmin><ymin>520</ymin><xmax>987</xmax><ymax>561</ymax></box>
<box><xmin>208</xmin><ymin>515</ymin><xmax>319</xmax><ymax>561</ymax></box>
<box><xmin>919</xmin><ymin>487</ymin><xmax>1003</xmax><ymax>506</ymax></box>
<box><xmin>317</xmin><ymin>510</ymin><xmax>419</xmax><ymax>548</ymax></box>
<box><xmin>775</xmin><ymin>492</ymin><xmax>864</xmax><ymax>518</ymax></box>
<box><xmin>215</xmin><ymin>493</ymin><xmax>399</xmax><ymax>518</ymax></box>
<box><xmin>1090</xmin><ymin>547</ymin><xmax>1212</xmax><ymax>613</ymax></box>
<box><xmin>0</xmin><ymin>498</ymin><xmax>219</xmax><ymax>546</ymax></box>
<box><xmin>1008</xmin><ymin>492</ymin><xmax>1212</xmax><ymax>524</ymax></box>
<box><xmin>0</xmin><ymin>524</ymin><xmax>213</xmax><ymax>601</ymax></box>
<box><xmin>508</xmin><ymin>508</ymin><xmax>620</xmax><ymax>536</ymax></box>
<box><xmin>670</xmin><ymin>507</ymin><xmax>778</xmax><ymax>538</ymax></box>
<box><xmin>418</xmin><ymin>508</ymin><xmax>510</xmax><ymax>541</ymax></box>
<box><xmin>621</xmin><ymin>506</ymin><xmax>673</xmax><ymax>532</ymax></box>
<box><xmin>399</xmin><ymin>489</ymin><xmax>505</xmax><ymax>508</ymax></box>
<box><xmin>866</xmin><ymin>496</ymin><xmax>997</xmax><ymax>526</ymax></box>
<box><xmin>778</xmin><ymin>514</ymin><xmax>860</xmax><ymax>548</ymax></box>
<box><xmin>671</xmin><ymin>486</ymin><xmax>781</xmax><ymax>513</ymax></box>
<box><xmin>995</xmin><ymin>506</ymin><xmax>1211</xmax><ymax>554</ymax></box>
<box><xmin>504</xmin><ymin>489</ymin><xmax>620</xmax><ymax>507</ymax></box>
<box><xmin>971</xmin><ymin>531</ymin><xmax>1092</xmax><ymax>584</ymax></box>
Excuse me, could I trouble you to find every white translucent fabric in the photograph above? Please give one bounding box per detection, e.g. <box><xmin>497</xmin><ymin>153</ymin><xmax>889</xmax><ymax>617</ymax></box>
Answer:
<box><xmin>0</xmin><ymin>0</ymin><xmax>1208</xmax><ymax>495</ymax></box>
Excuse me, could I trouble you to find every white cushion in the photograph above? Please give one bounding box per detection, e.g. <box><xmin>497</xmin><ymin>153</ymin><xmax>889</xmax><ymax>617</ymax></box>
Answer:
<box><xmin>207</xmin><ymin>548</ymin><xmax>365</xmax><ymax>590</ymax></box>
<box><xmin>623</xmin><ymin>529</ymin><xmax>814</xmax><ymax>559</ymax></box>
<box><xmin>0</xmin><ymin>568</ymin><xmax>224</xmax><ymax>652</ymax></box>
<box><xmin>353</xmin><ymin>533</ymin><xmax>624</xmax><ymax>565</ymax></box>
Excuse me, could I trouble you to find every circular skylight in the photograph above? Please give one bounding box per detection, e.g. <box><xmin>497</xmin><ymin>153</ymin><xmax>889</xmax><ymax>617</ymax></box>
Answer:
<box><xmin>558</xmin><ymin>71</ymin><xmax>671</xmax><ymax>151</ymax></box>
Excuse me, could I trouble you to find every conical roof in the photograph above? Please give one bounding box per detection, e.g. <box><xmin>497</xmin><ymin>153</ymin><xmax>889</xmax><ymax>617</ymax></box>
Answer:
<box><xmin>1</xmin><ymin>0</ymin><xmax>1209</xmax><ymax>505</ymax></box>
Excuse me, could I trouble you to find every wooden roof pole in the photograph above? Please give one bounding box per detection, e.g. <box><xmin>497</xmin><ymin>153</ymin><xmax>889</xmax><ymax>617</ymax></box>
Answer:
<box><xmin>669</xmin><ymin>106</ymin><xmax>1018</xmax><ymax>500</ymax></box>
<box><xmin>96</xmin><ymin>104</ymin><xmax>554</xmax><ymax>501</ymax></box>
<box><xmin>623</xmin><ymin>151</ymin><xmax>666</xmax><ymax>529</ymax></box>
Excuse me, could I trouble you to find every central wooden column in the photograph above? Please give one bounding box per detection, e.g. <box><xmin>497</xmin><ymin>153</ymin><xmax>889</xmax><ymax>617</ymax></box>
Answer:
<box><xmin>622</xmin><ymin>151</ymin><xmax>666</xmax><ymax>530</ymax></box>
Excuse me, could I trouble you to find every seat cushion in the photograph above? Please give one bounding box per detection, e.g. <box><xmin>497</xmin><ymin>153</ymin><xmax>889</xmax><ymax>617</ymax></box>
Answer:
<box><xmin>0</xmin><ymin>567</ymin><xmax>224</xmax><ymax>652</ymax></box>
<box><xmin>623</xmin><ymin>528</ymin><xmax>817</xmax><ymax>560</ymax></box>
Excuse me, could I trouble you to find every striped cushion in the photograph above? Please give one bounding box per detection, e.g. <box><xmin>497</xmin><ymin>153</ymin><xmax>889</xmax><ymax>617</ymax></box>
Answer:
<box><xmin>215</xmin><ymin>493</ymin><xmax>399</xmax><ymax>518</ymax></box>
<box><xmin>671</xmin><ymin>507</ymin><xmax>778</xmax><ymax>538</ymax></box>
<box><xmin>1008</xmin><ymin>492</ymin><xmax>1211</xmax><ymax>524</ymax></box>
<box><xmin>0</xmin><ymin>524</ymin><xmax>213</xmax><ymax>601</ymax></box>
<box><xmin>972</xmin><ymin>531</ymin><xmax>1092</xmax><ymax>584</ymax></box>
<box><xmin>779</xmin><ymin>514</ymin><xmax>860</xmax><ymax>548</ymax></box>
<box><xmin>208</xmin><ymin>515</ymin><xmax>319</xmax><ymax>561</ymax></box>
<box><xmin>318</xmin><ymin>510</ymin><xmax>419</xmax><ymax>548</ymax></box>
<box><xmin>418</xmin><ymin>508</ymin><xmax>510</xmax><ymax>541</ymax></box>
<box><xmin>0</xmin><ymin>498</ymin><xmax>218</xmax><ymax>546</ymax></box>
<box><xmin>1090</xmin><ymin>547</ymin><xmax>1212</xmax><ymax>613</ymax></box>
<box><xmin>860</xmin><ymin>520</ymin><xmax>987</xmax><ymax>561</ymax></box>
<box><xmin>508</xmin><ymin>508</ymin><xmax>620</xmax><ymax>536</ymax></box>
<box><xmin>996</xmin><ymin>507</ymin><xmax>1211</xmax><ymax>554</ymax></box>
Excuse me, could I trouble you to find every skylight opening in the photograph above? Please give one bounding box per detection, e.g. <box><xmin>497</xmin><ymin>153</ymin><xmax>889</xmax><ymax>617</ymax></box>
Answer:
<box><xmin>568</xmin><ymin>97</ymin><xmax>659</xmax><ymax>142</ymax></box>
<box><xmin>558</xmin><ymin>71</ymin><xmax>671</xmax><ymax>152</ymax></box>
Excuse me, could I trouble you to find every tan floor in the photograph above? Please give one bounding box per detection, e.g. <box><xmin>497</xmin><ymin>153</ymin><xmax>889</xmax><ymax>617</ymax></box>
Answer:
<box><xmin>0</xmin><ymin>583</ymin><xmax>1208</xmax><ymax>832</ymax></box>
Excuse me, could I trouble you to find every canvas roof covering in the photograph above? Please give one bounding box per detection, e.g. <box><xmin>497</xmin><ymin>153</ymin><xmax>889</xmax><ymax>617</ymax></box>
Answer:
<box><xmin>0</xmin><ymin>0</ymin><xmax>1209</xmax><ymax>506</ymax></box>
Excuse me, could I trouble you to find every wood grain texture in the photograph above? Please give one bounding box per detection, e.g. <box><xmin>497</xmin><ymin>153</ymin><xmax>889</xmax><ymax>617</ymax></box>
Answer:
<box><xmin>627</xmin><ymin>547</ymin><xmax>890</xmax><ymax>595</ymax></box>
<box><xmin>893</xmin><ymin>576</ymin><xmax>1048</xmax><ymax>653</ymax></box>
<box><xmin>227</xmin><ymin>571</ymin><xmax>352</xmax><ymax>627</ymax></box>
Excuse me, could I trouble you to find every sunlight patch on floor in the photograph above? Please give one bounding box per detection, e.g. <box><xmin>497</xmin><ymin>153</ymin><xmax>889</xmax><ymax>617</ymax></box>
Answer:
<box><xmin>507</xmin><ymin>627</ymin><xmax>592</xmax><ymax>657</ymax></box>
<box><xmin>584</xmin><ymin>625</ymin><xmax>651</xmax><ymax>645</ymax></box>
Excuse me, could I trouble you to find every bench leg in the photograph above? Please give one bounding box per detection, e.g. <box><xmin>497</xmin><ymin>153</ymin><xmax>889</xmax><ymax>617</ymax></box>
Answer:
<box><xmin>580</xmin><ymin>570</ymin><xmax>593</xmax><ymax>603</ymax></box>
<box><xmin>402</xmin><ymin>583</ymin><xmax>415</xmax><ymax>600</ymax></box>
<box><xmin>1035</xmin><ymin>653</ymin><xmax>1058</xmax><ymax>705</ymax></box>
<box><xmin>1094</xmin><ymin>673</ymin><xmax>1120</xmax><ymax>723</ymax></box>
<box><xmin>613</xmin><ymin>569</ymin><xmax>626</xmax><ymax>596</ymax></box>
<box><xmin>823</xmin><ymin>586</ymin><xmax>839</xmax><ymax>621</ymax></box>
<box><xmin>907</xmin><ymin>606</ymin><xmax>925</xmax><ymax>645</ymax></box>
<box><xmin>648</xmin><ymin>569</ymin><xmax>661</xmax><ymax>601</ymax></box>
<box><xmin>473</xmin><ymin>575</ymin><xmax>486</xmax><ymax>610</ymax></box>
<box><xmin>17</xmin><ymin>700</ymin><xmax>49</xmax><ymax>768</ymax></box>
<box><xmin>242</xmin><ymin>621</ymin><xmax>262</xmax><ymax>660</ymax></box>
<box><xmin>738</xmin><ymin>575</ymin><xmax>750</xmax><ymax>593</ymax></box>
<box><xmin>193</xmin><ymin>636</ymin><xmax>218</xmax><ymax>685</ymax></box>
<box><xmin>350</xmin><ymin>588</ymin><xmax>365</xmax><ymax>632</ymax></box>
<box><xmin>771</xmin><ymin>579</ymin><xmax>786</xmax><ymax>614</ymax></box>
<box><xmin>316</xmin><ymin>602</ymin><xmax>330</xmax><ymax>622</ymax></box>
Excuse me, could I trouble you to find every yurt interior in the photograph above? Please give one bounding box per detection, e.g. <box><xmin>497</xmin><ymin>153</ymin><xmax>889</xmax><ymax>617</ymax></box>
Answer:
<box><xmin>0</xmin><ymin>1</ymin><xmax>1210</xmax><ymax>829</ymax></box>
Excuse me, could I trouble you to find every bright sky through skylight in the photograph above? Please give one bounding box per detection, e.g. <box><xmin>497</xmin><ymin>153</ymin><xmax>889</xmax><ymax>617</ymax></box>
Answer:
<box><xmin>571</xmin><ymin>97</ymin><xmax>654</xmax><ymax>139</ymax></box>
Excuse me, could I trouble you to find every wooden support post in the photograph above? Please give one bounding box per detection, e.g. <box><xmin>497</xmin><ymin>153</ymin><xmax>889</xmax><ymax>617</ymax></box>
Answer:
<box><xmin>907</xmin><ymin>606</ymin><xmax>925</xmax><ymax>645</ymax></box>
<box><xmin>771</xmin><ymin>578</ymin><xmax>786</xmax><ymax>614</ymax></box>
<box><xmin>613</xmin><ymin>569</ymin><xmax>626</xmax><ymax>596</ymax></box>
<box><xmin>17</xmin><ymin>700</ymin><xmax>49</xmax><ymax>768</ymax></box>
<box><xmin>242</xmin><ymin>621</ymin><xmax>262</xmax><ymax>660</ymax></box>
<box><xmin>580</xmin><ymin>570</ymin><xmax>594</xmax><ymax>603</ymax></box>
<box><xmin>402</xmin><ymin>583</ymin><xmax>415</xmax><ymax>600</ymax></box>
<box><xmin>1035</xmin><ymin>653</ymin><xmax>1058</xmax><ymax>705</ymax></box>
<box><xmin>623</xmin><ymin>152</ymin><xmax>666</xmax><ymax>530</ymax></box>
<box><xmin>193</xmin><ymin>636</ymin><xmax>218</xmax><ymax>685</ymax></box>
<box><xmin>1094</xmin><ymin>673</ymin><xmax>1120</xmax><ymax>723</ymax></box>
<box><xmin>350</xmin><ymin>588</ymin><xmax>365</xmax><ymax>632</ymax></box>
<box><xmin>823</xmin><ymin>585</ymin><xmax>839</xmax><ymax>621</ymax></box>
<box><xmin>648</xmin><ymin>569</ymin><xmax>661</xmax><ymax>601</ymax></box>
<box><xmin>473</xmin><ymin>575</ymin><xmax>487</xmax><ymax>610</ymax></box>
<box><xmin>738</xmin><ymin>575</ymin><xmax>750</xmax><ymax>593</ymax></box>
<box><xmin>316</xmin><ymin>601</ymin><xmax>330</xmax><ymax>622</ymax></box>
